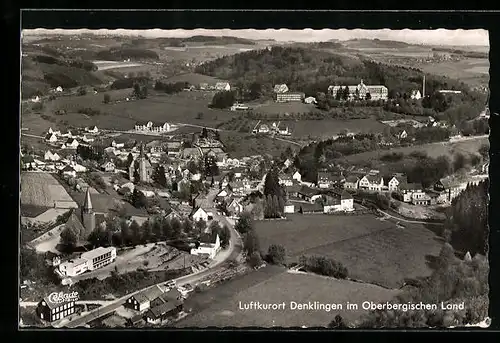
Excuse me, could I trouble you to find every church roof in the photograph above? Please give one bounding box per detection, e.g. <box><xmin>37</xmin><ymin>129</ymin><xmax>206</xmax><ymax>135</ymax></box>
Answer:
<box><xmin>65</xmin><ymin>209</ymin><xmax>86</xmax><ymax>239</ymax></box>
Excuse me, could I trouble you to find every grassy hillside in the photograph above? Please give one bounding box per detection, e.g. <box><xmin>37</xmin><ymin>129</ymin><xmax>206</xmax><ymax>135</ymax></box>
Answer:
<box><xmin>342</xmin><ymin>38</ymin><xmax>415</xmax><ymax>49</ymax></box>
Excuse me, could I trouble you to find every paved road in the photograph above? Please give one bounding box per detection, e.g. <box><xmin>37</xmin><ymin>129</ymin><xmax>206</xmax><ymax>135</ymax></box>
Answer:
<box><xmin>59</xmin><ymin>212</ymin><xmax>242</xmax><ymax>328</ymax></box>
<box><xmin>377</xmin><ymin>208</ymin><xmax>445</xmax><ymax>226</ymax></box>
<box><xmin>21</xmin><ymin>133</ymin><xmax>44</xmax><ymax>139</ymax></box>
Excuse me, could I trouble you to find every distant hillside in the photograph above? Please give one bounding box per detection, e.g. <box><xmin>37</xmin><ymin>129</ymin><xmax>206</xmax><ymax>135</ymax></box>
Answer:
<box><xmin>95</xmin><ymin>48</ymin><xmax>159</xmax><ymax>61</ymax></box>
<box><xmin>342</xmin><ymin>38</ymin><xmax>414</xmax><ymax>49</ymax></box>
<box><xmin>431</xmin><ymin>47</ymin><xmax>488</xmax><ymax>59</ymax></box>
<box><xmin>195</xmin><ymin>45</ymin><xmax>481</xmax><ymax>100</ymax></box>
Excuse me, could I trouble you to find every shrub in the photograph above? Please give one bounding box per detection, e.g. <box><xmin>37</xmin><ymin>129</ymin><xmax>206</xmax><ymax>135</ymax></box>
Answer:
<box><xmin>266</xmin><ymin>244</ymin><xmax>286</xmax><ymax>265</ymax></box>
<box><xmin>299</xmin><ymin>255</ymin><xmax>348</xmax><ymax>279</ymax></box>
<box><xmin>248</xmin><ymin>251</ymin><xmax>263</xmax><ymax>268</ymax></box>
<box><xmin>103</xmin><ymin>93</ymin><xmax>111</xmax><ymax>104</ymax></box>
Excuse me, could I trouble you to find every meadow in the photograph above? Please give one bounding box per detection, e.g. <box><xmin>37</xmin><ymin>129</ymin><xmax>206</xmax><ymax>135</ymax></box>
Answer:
<box><xmin>220</xmin><ymin>131</ymin><xmax>300</xmax><ymax>158</ymax></box>
<box><xmin>417</xmin><ymin>59</ymin><xmax>489</xmax><ymax>87</ymax></box>
<box><xmin>175</xmin><ymin>266</ymin><xmax>401</xmax><ymax>328</ymax></box>
<box><xmin>20</xmin><ymin>172</ymin><xmax>77</xmax><ymax>208</ymax></box>
<box><xmin>339</xmin><ymin>136</ymin><xmax>489</xmax><ymax>165</ymax></box>
<box><xmin>250</xmin><ymin>101</ymin><xmax>319</xmax><ymax>115</ymax></box>
<box><xmin>254</xmin><ymin>214</ymin><xmax>444</xmax><ymax>289</ymax></box>
<box><xmin>25</xmin><ymin>90</ymin><xmax>236</xmax><ymax>133</ymax></box>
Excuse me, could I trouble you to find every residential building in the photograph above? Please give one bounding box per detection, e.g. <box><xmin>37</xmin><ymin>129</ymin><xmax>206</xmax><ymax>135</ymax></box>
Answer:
<box><xmin>44</xmin><ymin>150</ymin><xmax>61</xmax><ymax>161</ymax></box>
<box><xmin>286</xmin><ymin>184</ymin><xmax>302</xmax><ymax>198</ymax></box>
<box><xmin>227</xmin><ymin>198</ymin><xmax>244</xmax><ymax>217</ymax></box>
<box><xmin>166</xmin><ymin>141</ymin><xmax>182</xmax><ymax>157</ymax></box>
<box><xmin>292</xmin><ymin>171</ymin><xmax>302</xmax><ymax>182</ymax></box>
<box><xmin>359</xmin><ymin>174</ymin><xmax>384</xmax><ymax>192</ymax></box>
<box><xmin>398</xmin><ymin>130</ymin><xmax>408</xmax><ymax>139</ymax></box>
<box><xmin>190</xmin><ymin>207</ymin><xmax>209</xmax><ymax>223</ymax></box>
<box><xmin>229</xmin><ymin>180</ymin><xmax>245</xmax><ymax>194</ymax></box>
<box><xmin>164</xmin><ymin>208</ymin><xmax>182</xmax><ymax>222</ymax></box>
<box><xmin>37</xmin><ymin>295</ymin><xmax>76</xmax><ymax>322</ymax></box>
<box><xmin>59</xmin><ymin>165</ymin><xmax>77</xmax><ymax>178</ymax></box>
<box><xmin>284</xmin><ymin>201</ymin><xmax>295</xmax><ymax>214</ymax></box>
<box><xmin>215</xmin><ymin>82</ymin><xmax>231</xmax><ymax>91</ymax></box>
<box><xmin>276</xmin><ymin>92</ymin><xmax>305</xmax><ymax>103</ymax></box>
<box><xmin>398</xmin><ymin>183</ymin><xmax>424</xmax><ymax>203</ymax></box>
<box><xmin>278</xmin><ymin>173</ymin><xmax>294</xmax><ymax>187</ymax></box>
<box><xmin>101</xmin><ymin>161</ymin><xmax>115</xmax><ymax>172</ymax></box>
<box><xmin>273</xmin><ymin>84</ymin><xmax>289</xmax><ymax>93</ymax></box>
<box><xmin>145</xmin><ymin>299</ymin><xmax>183</xmax><ymax>325</ymax></box>
<box><xmin>125</xmin><ymin>285</ymin><xmax>164</xmax><ymax>312</ymax></box>
<box><xmin>410</xmin><ymin>90</ymin><xmax>422</xmax><ymax>100</ymax></box>
<box><xmin>135</xmin><ymin>121</ymin><xmax>174</xmax><ymax>133</ymax></box>
<box><xmin>298</xmin><ymin>186</ymin><xmax>322</xmax><ymax>203</ymax></box>
<box><xmin>258</xmin><ymin>124</ymin><xmax>270</xmax><ymax>134</ymax></box>
<box><xmin>64</xmin><ymin>138</ymin><xmax>79</xmax><ymax>149</ymax></box>
<box><xmin>45</xmin><ymin>133</ymin><xmax>58</xmax><ymax>143</ymax></box>
<box><xmin>411</xmin><ymin>191</ymin><xmax>431</xmax><ymax>206</ymax></box>
<box><xmin>304</xmin><ymin>96</ymin><xmax>317</xmax><ymax>104</ymax></box>
<box><xmin>343</xmin><ymin>175</ymin><xmax>359</xmax><ymax>190</ymax></box>
<box><xmin>387</xmin><ymin>174</ymin><xmax>408</xmax><ymax>192</ymax></box>
<box><xmin>317</xmin><ymin>171</ymin><xmax>344</xmax><ymax>189</ymax></box>
<box><xmin>323</xmin><ymin>191</ymin><xmax>354</xmax><ymax>213</ymax></box>
<box><xmin>191</xmin><ymin>233</ymin><xmax>221</xmax><ymax>259</ymax></box>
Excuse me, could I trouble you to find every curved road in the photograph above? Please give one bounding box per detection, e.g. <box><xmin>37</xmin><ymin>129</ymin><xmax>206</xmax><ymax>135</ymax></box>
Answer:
<box><xmin>59</xmin><ymin>217</ymin><xmax>241</xmax><ymax>328</ymax></box>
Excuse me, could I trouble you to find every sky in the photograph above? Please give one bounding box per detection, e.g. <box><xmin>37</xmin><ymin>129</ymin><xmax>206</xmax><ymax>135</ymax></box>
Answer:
<box><xmin>22</xmin><ymin>29</ymin><xmax>489</xmax><ymax>46</ymax></box>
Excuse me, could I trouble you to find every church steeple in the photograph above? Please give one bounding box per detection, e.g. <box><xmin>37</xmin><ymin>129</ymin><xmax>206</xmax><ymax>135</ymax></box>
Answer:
<box><xmin>139</xmin><ymin>142</ymin><xmax>145</xmax><ymax>159</ymax></box>
<box><xmin>83</xmin><ymin>187</ymin><xmax>93</xmax><ymax>212</ymax></box>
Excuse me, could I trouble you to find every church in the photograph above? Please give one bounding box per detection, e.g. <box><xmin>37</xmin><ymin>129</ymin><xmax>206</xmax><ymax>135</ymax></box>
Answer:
<box><xmin>328</xmin><ymin>80</ymin><xmax>389</xmax><ymax>101</ymax></box>
<box><xmin>128</xmin><ymin>143</ymin><xmax>153</xmax><ymax>183</ymax></box>
<box><xmin>63</xmin><ymin>187</ymin><xmax>99</xmax><ymax>242</ymax></box>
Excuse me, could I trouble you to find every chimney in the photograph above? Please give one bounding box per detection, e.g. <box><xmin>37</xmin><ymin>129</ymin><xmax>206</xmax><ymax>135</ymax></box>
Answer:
<box><xmin>422</xmin><ymin>75</ymin><xmax>426</xmax><ymax>98</ymax></box>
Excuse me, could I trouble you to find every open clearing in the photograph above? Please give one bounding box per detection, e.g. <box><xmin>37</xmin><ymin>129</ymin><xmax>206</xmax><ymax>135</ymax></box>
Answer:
<box><xmin>339</xmin><ymin>135</ymin><xmax>489</xmax><ymax>164</ymax></box>
<box><xmin>31</xmin><ymin>92</ymin><xmax>235</xmax><ymax>132</ymax></box>
<box><xmin>287</xmin><ymin>118</ymin><xmax>387</xmax><ymax>138</ymax></box>
<box><xmin>417</xmin><ymin>58</ymin><xmax>489</xmax><ymax>87</ymax></box>
<box><xmin>93</xmin><ymin>60</ymin><xmax>144</xmax><ymax>71</ymax></box>
<box><xmin>175</xmin><ymin>266</ymin><xmax>400</xmax><ymax>327</ymax></box>
<box><xmin>250</xmin><ymin>101</ymin><xmax>319</xmax><ymax>115</ymax></box>
<box><xmin>21</xmin><ymin>172</ymin><xmax>77</xmax><ymax>208</ymax></box>
<box><xmin>255</xmin><ymin>214</ymin><xmax>443</xmax><ymax>289</ymax></box>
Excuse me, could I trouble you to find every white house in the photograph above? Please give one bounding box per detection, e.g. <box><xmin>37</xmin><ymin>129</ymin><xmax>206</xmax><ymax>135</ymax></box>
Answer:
<box><xmin>410</xmin><ymin>90</ymin><xmax>422</xmax><ymax>100</ymax></box>
<box><xmin>191</xmin><ymin>207</ymin><xmax>209</xmax><ymax>223</ymax></box>
<box><xmin>258</xmin><ymin>124</ymin><xmax>270</xmax><ymax>134</ymax></box>
<box><xmin>81</xmin><ymin>135</ymin><xmax>94</xmax><ymax>143</ymax></box>
<box><xmin>31</xmin><ymin>96</ymin><xmax>40</xmax><ymax>103</ymax></box>
<box><xmin>388</xmin><ymin>174</ymin><xmax>408</xmax><ymax>192</ymax></box>
<box><xmin>284</xmin><ymin>201</ymin><xmax>295</xmax><ymax>214</ymax></box>
<box><xmin>278</xmin><ymin>127</ymin><xmax>291</xmax><ymax>136</ymax></box>
<box><xmin>343</xmin><ymin>175</ymin><xmax>359</xmax><ymax>190</ymax></box>
<box><xmin>58</xmin><ymin>247</ymin><xmax>116</xmax><ymax>277</ymax></box>
<box><xmin>273</xmin><ymin>84</ymin><xmax>289</xmax><ymax>93</ymax></box>
<box><xmin>398</xmin><ymin>130</ymin><xmax>408</xmax><ymax>139</ymax></box>
<box><xmin>86</xmin><ymin>126</ymin><xmax>99</xmax><ymax>134</ymax></box>
<box><xmin>44</xmin><ymin>150</ymin><xmax>59</xmax><ymax>161</ymax></box>
<box><xmin>124</xmin><ymin>285</ymin><xmax>164</xmax><ymax>312</ymax></box>
<box><xmin>227</xmin><ymin>198</ymin><xmax>244</xmax><ymax>217</ymax></box>
<box><xmin>190</xmin><ymin>234</ymin><xmax>221</xmax><ymax>259</ymax></box>
<box><xmin>45</xmin><ymin>133</ymin><xmax>58</xmax><ymax>143</ymax></box>
<box><xmin>64</xmin><ymin>138</ymin><xmax>79</xmax><ymax>149</ymax></box>
<box><xmin>359</xmin><ymin>174</ymin><xmax>384</xmax><ymax>192</ymax></box>
<box><xmin>399</xmin><ymin>183</ymin><xmax>424</xmax><ymax>203</ymax></box>
<box><xmin>111</xmin><ymin>140</ymin><xmax>125</xmax><ymax>149</ymax></box>
<box><xmin>56</xmin><ymin>86</ymin><xmax>63</xmax><ymax>92</ymax></box>
<box><xmin>60</xmin><ymin>165</ymin><xmax>77</xmax><ymax>178</ymax></box>
<box><xmin>101</xmin><ymin>161</ymin><xmax>116</xmax><ymax>172</ymax></box>
<box><xmin>292</xmin><ymin>171</ymin><xmax>302</xmax><ymax>182</ymax></box>
<box><xmin>215</xmin><ymin>82</ymin><xmax>231</xmax><ymax>91</ymax></box>
<box><xmin>323</xmin><ymin>192</ymin><xmax>354</xmax><ymax>213</ymax></box>
<box><xmin>304</xmin><ymin>96</ymin><xmax>317</xmax><ymax>104</ymax></box>
<box><xmin>278</xmin><ymin>174</ymin><xmax>294</xmax><ymax>187</ymax></box>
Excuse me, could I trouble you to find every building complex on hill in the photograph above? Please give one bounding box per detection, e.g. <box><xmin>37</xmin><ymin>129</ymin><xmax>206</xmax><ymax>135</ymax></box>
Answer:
<box><xmin>328</xmin><ymin>79</ymin><xmax>388</xmax><ymax>101</ymax></box>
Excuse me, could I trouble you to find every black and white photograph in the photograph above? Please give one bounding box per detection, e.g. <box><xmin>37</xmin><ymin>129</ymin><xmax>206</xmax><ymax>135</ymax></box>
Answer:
<box><xmin>19</xmin><ymin>23</ymin><xmax>490</xmax><ymax>329</ymax></box>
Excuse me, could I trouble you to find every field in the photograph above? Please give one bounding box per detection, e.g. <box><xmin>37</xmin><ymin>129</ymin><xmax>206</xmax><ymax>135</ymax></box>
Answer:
<box><xmin>20</xmin><ymin>172</ymin><xmax>77</xmax><ymax>208</ymax></box>
<box><xmin>254</xmin><ymin>214</ymin><xmax>444</xmax><ymax>288</ymax></box>
<box><xmin>175</xmin><ymin>266</ymin><xmax>400</xmax><ymax>327</ymax></box>
<box><xmin>250</xmin><ymin>101</ymin><xmax>319</xmax><ymax>115</ymax></box>
<box><xmin>417</xmin><ymin>59</ymin><xmax>489</xmax><ymax>87</ymax></box>
<box><xmin>340</xmin><ymin>135</ymin><xmax>489</xmax><ymax>165</ymax></box>
<box><xmin>162</xmin><ymin>72</ymin><xmax>227</xmax><ymax>85</ymax></box>
<box><xmin>220</xmin><ymin>131</ymin><xmax>300</xmax><ymax>158</ymax></box>
<box><xmin>23</xmin><ymin>91</ymin><xmax>236</xmax><ymax>133</ymax></box>
<box><xmin>287</xmin><ymin>118</ymin><xmax>387</xmax><ymax>138</ymax></box>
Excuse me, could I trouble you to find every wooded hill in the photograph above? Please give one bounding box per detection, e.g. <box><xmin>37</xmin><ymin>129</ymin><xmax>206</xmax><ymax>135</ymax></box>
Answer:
<box><xmin>195</xmin><ymin>46</ymin><xmax>482</xmax><ymax>100</ymax></box>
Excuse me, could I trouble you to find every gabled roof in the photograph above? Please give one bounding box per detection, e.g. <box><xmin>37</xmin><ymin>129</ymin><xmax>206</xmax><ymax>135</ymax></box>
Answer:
<box><xmin>40</xmin><ymin>295</ymin><xmax>72</xmax><ymax>310</ymax></box>
<box><xmin>345</xmin><ymin>175</ymin><xmax>360</xmax><ymax>183</ymax></box>
<box><xmin>65</xmin><ymin>209</ymin><xmax>86</xmax><ymax>238</ymax></box>
<box><xmin>363</xmin><ymin>174</ymin><xmax>383</xmax><ymax>183</ymax></box>
<box><xmin>22</xmin><ymin>155</ymin><xmax>35</xmax><ymax>163</ymax></box>
<box><xmin>200</xmin><ymin>232</ymin><xmax>218</xmax><ymax>244</ymax></box>
<box><xmin>340</xmin><ymin>191</ymin><xmax>353</xmax><ymax>200</ymax></box>
<box><xmin>131</xmin><ymin>285</ymin><xmax>164</xmax><ymax>305</ymax></box>
<box><xmin>147</xmin><ymin>299</ymin><xmax>182</xmax><ymax>319</ymax></box>
<box><xmin>83</xmin><ymin>188</ymin><xmax>93</xmax><ymax>210</ymax></box>
<box><xmin>400</xmin><ymin>183</ymin><xmax>423</xmax><ymax>191</ymax></box>
<box><xmin>298</xmin><ymin>185</ymin><xmax>321</xmax><ymax>197</ymax></box>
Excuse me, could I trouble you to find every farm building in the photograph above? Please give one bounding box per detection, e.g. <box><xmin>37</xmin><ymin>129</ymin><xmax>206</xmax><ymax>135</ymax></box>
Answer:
<box><xmin>343</xmin><ymin>175</ymin><xmax>360</xmax><ymax>190</ymax></box>
<box><xmin>215</xmin><ymin>82</ymin><xmax>231</xmax><ymax>91</ymax></box>
<box><xmin>387</xmin><ymin>174</ymin><xmax>408</xmax><ymax>192</ymax></box>
<box><xmin>358</xmin><ymin>174</ymin><xmax>384</xmax><ymax>192</ymax></box>
<box><xmin>284</xmin><ymin>201</ymin><xmax>295</xmax><ymax>214</ymax></box>
<box><xmin>37</xmin><ymin>293</ymin><xmax>77</xmax><ymax>322</ymax></box>
<box><xmin>190</xmin><ymin>207</ymin><xmax>209</xmax><ymax>223</ymax></box>
<box><xmin>410</xmin><ymin>90</ymin><xmax>422</xmax><ymax>100</ymax></box>
<box><xmin>304</xmin><ymin>96</ymin><xmax>317</xmax><ymax>104</ymax></box>
<box><xmin>135</xmin><ymin>121</ymin><xmax>175</xmax><ymax>133</ymax></box>
<box><xmin>145</xmin><ymin>299</ymin><xmax>183</xmax><ymax>325</ymax></box>
<box><xmin>323</xmin><ymin>191</ymin><xmax>354</xmax><ymax>213</ymax></box>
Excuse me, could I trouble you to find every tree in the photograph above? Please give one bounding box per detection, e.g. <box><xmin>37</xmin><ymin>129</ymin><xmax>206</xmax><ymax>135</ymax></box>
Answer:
<box><xmin>219</xmin><ymin>225</ymin><xmax>231</xmax><ymax>248</ymax></box>
<box><xmin>162</xmin><ymin>219</ymin><xmax>172</xmax><ymax>239</ymax></box>
<box><xmin>103</xmin><ymin>93</ymin><xmax>110</xmax><ymax>104</ymax></box>
<box><xmin>267</xmin><ymin>244</ymin><xmax>286</xmax><ymax>265</ymax></box>
<box><xmin>328</xmin><ymin>315</ymin><xmax>348</xmax><ymax>329</ymax></box>
<box><xmin>248</xmin><ymin>251</ymin><xmax>263</xmax><ymax>268</ymax></box>
<box><xmin>272</xmin><ymin>195</ymin><xmax>281</xmax><ymax>218</ymax></box>
<box><xmin>142</xmin><ymin>221</ymin><xmax>153</xmax><ymax>242</ymax></box>
<box><xmin>195</xmin><ymin>219</ymin><xmax>207</xmax><ymax>235</ymax></box>
<box><xmin>127</xmin><ymin>153</ymin><xmax>134</xmax><ymax>167</ymax></box>
<box><xmin>342</xmin><ymin>85</ymin><xmax>350</xmax><ymax>100</ymax></box>
<box><xmin>243</xmin><ymin>229</ymin><xmax>260</xmax><ymax>256</ymax></box>
<box><xmin>335</xmin><ymin>86</ymin><xmax>343</xmax><ymax>101</ymax></box>
<box><xmin>129</xmin><ymin>220</ymin><xmax>142</xmax><ymax>245</ymax></box>
<box><xmin>365</xmin><ymin>92</ymin><xmax>372</xmax><ymax>101</ymax></box>
<box><xmin>234</xmin><ymin>212</ymin><xmax>254</xmax><ymax>234</ymax></box>
<box><xmin>249</xmin><ymin>82</ymin><xmax>262</xmax><ymax>100</ymax></box>
<box><xmin>133</xmin><ymin>165</ymin><xmax>140</xmax><ymax>184</ymax></box>
<box><xmin>152</xmin><ymin>165</ymin><xmax>167</xmax><ymax>187</ymax></box>
<box><xmin>263</xmin><ymin>168</ymin><xmax>282</xmax><ymax>198</ymax></box>
<box><xmin>60</xmin><ymin>226</ymin><xmax>78</xmax><ymax>248</ymax></box>
<box><xmin>171</xmin><ymin>218</ymin><xmax>182</xmax><ymax>238</ymax></box>
<box><xmin>453</xmin><ymin>153</ymin><xmax>468</xmax><ymax>172</ymax></box>
<box><xmin>182</xmin><ymin>219</ymin><xmax>193</xmax><ymax>236</ymax></box>
<box><xmin>78</xmin><ymin>86</ymin><xmax>87</xmax><ymax>96</ymax></box>
<box><xmin>130</xmin><ymin>189</ymin><xmax>148</xmax><ymax>208</ymax></box>
<box><xmin>210</xmin><ymin>91</ymin><xmax>236</xmax><ymax>109</ymax></box>
<box><xmin>196</xmin><ymin>112</ymin><xmax>204</xmax><ymax>120</ymax></box>
<box><xmin>478</xmin><ymin>144</ymin><xmax>489</xmax><ymax>160</ymax></box>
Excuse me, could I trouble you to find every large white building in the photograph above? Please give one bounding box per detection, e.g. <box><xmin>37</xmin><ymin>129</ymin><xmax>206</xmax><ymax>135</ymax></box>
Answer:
<box><xmin>190</xmin><ymin>234</ymin><xmax>221</xmax><ymax>259</ymax></box>
<box><xmin>328</xmin><ymin>80</ymin><xmax>388</xmax><ymax>101</ymax></box>
<box><xmin>58</xmin><ymin>246</ymin><xmax>117</xmax><ymax>277</ymax></box>
<box><xmin>135</xmin><ymin>121</ymin><xmax>175</xmax><ymax>133</ymax></box>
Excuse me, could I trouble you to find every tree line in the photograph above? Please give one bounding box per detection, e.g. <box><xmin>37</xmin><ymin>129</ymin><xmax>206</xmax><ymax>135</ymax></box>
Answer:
<box><xmin>154</xmin><ymin>80</ymin><xmax>189</xmax><ymax>94</ymax></box>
